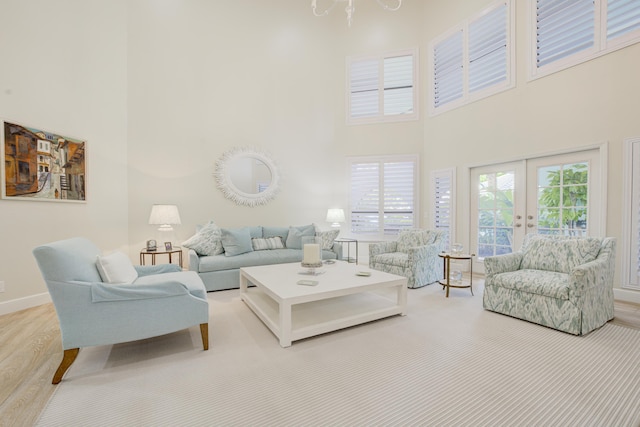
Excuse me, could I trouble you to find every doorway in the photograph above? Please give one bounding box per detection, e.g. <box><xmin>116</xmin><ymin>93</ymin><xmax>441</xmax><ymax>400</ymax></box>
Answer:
<box><xmin>470</xmin><ymin>149</ymin><xmax>603</xmax><ymax>273</ymax></box>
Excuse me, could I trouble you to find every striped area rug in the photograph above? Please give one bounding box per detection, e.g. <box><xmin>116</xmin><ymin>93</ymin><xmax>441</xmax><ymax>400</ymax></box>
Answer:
<box><xmin>36</xmin><ymin>284</ymin><xmax>640</xmax><ymax>426</ymax></box>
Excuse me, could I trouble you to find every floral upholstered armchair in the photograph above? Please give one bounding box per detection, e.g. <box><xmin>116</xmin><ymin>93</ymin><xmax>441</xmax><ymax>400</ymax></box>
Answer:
<box><xmin>483</xmin><ymin>234</ymin><xmax>616</xmax><ymax>335</ymax></box>
<box><xmin>369</xmin><ymin>229</ymin><xmax>446</xmax><ymax>288</ymax></box>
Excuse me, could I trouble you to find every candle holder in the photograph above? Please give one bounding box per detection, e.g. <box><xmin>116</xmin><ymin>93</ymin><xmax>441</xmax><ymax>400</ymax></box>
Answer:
<box><xmin>300</xmin><ymin>236</ymin><xmax>324</xmax><ymax>276</ymax></box>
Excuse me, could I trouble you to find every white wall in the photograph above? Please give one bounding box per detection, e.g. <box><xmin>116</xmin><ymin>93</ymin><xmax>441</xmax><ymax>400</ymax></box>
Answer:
<box><xmin>0</xmin><ymin>0</ymin><xmax>128</xmax><ymax>310</ymax></box>
<box><xmin>422</xmin><ymin>0</ymin><xmax>640</xmax><ymax>294</ymax></box>
<box><xmin>126</xmin><ymin>0</ymin><xmax>426</xmax><ymax>251</ymax></box>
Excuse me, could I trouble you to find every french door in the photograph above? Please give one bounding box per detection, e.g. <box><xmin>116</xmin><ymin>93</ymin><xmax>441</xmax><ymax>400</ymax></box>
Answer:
<box><xmin>470</xmin><ymin>149</ymin><xmax>602</xmax><ymax>273</ymax></box>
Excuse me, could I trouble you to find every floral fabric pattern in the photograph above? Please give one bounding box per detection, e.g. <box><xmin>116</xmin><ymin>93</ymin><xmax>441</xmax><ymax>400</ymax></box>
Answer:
<box><xmin>483</xmin><ymin>236</ymin><xmax>616</xmax><ymax>336</ymax></box>
<box><xmin>369</xmin><ymin>229</ymin><xmax>446</xmax><ymax>288</ymax></box>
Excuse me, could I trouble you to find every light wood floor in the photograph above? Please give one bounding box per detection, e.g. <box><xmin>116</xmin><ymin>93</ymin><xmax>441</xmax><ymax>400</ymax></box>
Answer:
<box><xmin>1</xmin><ymin>298</ymin><xmax>639</xmax><ymax>427</ymax></box>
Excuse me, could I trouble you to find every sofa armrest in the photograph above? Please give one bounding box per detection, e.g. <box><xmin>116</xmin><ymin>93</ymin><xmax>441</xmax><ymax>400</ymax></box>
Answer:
<box><xmin>91</xmin><ymin>280</ymin><xmax>189</xmax><ymax>302</ymax></box>
<box><xmin>484</xmin><ymin>252</ymin><xmax>523</xmax><ymax>276</ymax></box>
<box><xmin>370</xmin><ymin>241</ymin><xmax>398</xmax><ymax>257</ymax></box>
<box><xmin>330</xmin><ymin>242</ymin><xmax>343</xmax><ymax>260</ymax></box>
<box><xmin>135</xmin><ymin>264</ymin><xmax>181</xmax><ymax>277</ymax></box>
<box><xmin>569</xmin><ymin>258</ymin><xmax>613</xmax><ymax>294</ymax></box>
<box><xmin>188</xmin><ymin>249</ymin><xmax>200</xmax><ymax>272</ymax></box>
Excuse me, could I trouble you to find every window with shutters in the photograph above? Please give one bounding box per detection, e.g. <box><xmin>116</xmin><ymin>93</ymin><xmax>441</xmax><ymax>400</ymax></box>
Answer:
<box><xmin>430</xmin><ymin>168</ymin><xmax>456</xmax><ymax>251</ymax></box>
<box><xmin>622</xmin><ymin>137</ymin><xmax>640</xmax><ymax>290</ymax></box>
<box><xmin>347</xmin><ymin>49</ymin><xmax>418</xmax><ymax>125</ymax></box>
<box><xmin>530</xmin><ymin>0</ymin><xmax>640</xmax><ymax>80</ymax></box>
<box><xmin>429</xmin><ymin>0</ymin><xmax>514</xmax><ymax>115</ymax></box>
<box><xmin>348</xmin><ymin>155</ymin><xmax>418</xmax><ymax>238</ymax></box>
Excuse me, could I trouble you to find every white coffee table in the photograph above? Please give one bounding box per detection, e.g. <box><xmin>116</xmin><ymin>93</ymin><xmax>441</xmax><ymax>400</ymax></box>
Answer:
<box><xmin>239</xmin><ymin>261</ymin><xmax>407</xmax><ymax>347</ymax></box>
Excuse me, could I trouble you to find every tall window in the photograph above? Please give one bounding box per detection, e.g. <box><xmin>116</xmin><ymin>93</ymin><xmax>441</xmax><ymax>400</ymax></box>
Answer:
<box><xmin>348</xmin><ymin>155</ymin><xmax>418</xmax><ymax>238</ymax></box>
<box><xmin>623</xmin><ymin>137</ymin><xmax>640</xmax><ymax>290</ymax></box>
<box><xmin>429</xmin><ymin>0</ymin><xmax>515</xmax><ymax>115</ymax></box>
<box><xmin>430</xmin><ymin>168</ymin><xmax>456</xmax><ymax>250</ymax></box>
<box><xmin>531</xmin><ymin>0</ymin><xmax>640</xmax><ymax>79</ymax></box>
<box><xmin>347</xmin><ymin>49</ymin><xmax>418</xmax><ymax>125</ymax></box>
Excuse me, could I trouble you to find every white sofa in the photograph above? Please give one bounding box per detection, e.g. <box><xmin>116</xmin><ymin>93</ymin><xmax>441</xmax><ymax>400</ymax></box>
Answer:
<box><xmin>185</xmin><ymin>224</ymin><xmax>341</xmax><ymax>291</ymax></box>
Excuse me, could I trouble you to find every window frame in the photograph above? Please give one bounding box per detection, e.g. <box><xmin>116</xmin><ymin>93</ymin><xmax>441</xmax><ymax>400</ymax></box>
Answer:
<box><xmin>346</xmin><ymin>48</ymin><xmax>419</xmax><ymax>125</ymax></box>
<box><xmin>622</xmin><ymin>136</ymin><xmax>640</xmax><ymax>291</ymax></box>
<box><xmin>428</xmin><ymin>0</ymin><xmax>516</xmax><ymax>116</ymax></box>
<box><xmin>528</xmin><ymin>0</ymin><xmax>640</xmax><ymax>81</ymax></box>
<box><xmin>347</xmin><ymin>154</ymin><xmax>419</xmax><ymax>240</ymax></box>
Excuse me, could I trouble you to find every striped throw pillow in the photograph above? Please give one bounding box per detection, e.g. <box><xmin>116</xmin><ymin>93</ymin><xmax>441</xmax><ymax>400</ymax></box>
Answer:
<box><xmin>251</xmin><ymin>236</ymin><xmax>285</xmax><ymax>251</ymax></box>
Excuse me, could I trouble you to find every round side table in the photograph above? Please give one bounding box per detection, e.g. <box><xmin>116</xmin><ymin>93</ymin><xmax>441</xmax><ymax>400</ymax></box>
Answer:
<box><xmin>438</xmin><ymin>252</ymin><xmax>475</xmax><ymax>298</ymax></box>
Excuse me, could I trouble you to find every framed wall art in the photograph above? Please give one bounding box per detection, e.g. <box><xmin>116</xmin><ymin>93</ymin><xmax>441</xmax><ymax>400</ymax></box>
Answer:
<box><xmin>1</xmin><ymin>120</ymin><xmax>86</xmax><ymax>202</ymax></box>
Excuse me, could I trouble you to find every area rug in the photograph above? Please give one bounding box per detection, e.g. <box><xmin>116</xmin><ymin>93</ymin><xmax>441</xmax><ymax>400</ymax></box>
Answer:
<box><xmin>36</xmin><ymin>284</ymin><xmax>640</xmax><ymax>426</ymax></box>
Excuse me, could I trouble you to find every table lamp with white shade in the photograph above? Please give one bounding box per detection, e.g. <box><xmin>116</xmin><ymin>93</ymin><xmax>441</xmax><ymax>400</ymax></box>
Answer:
<box><xmin>326</xmin><ymin>208</ymin><xmax>345</xmax><ymax>228</ymax></box>
<box><xmin>148</xmin><ymin>204</ymin><xmax>181</xmax><ymax>248</ymax></box>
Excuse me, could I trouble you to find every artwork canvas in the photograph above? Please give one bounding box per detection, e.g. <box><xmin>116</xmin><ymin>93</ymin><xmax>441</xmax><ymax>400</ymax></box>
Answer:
<box><xmin>1</xmin><ymin>120</ymin><xmax>86</xmax><ymax>202</ymax></box>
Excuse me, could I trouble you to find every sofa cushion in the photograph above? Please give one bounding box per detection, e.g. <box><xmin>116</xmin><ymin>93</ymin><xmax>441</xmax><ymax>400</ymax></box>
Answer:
<box><xmin>263</xmin><ymin>226</ymin><xmax>289</xmax><ymax>242</ymax></box>
<box><xmin>252</xmin><ymin>236</ymin><xmax>285</xmax><ymax>251</ymax></box>
<box><xmin>182</xmin><ymin>221</ymin><xmax>224</xmax><ymax>256</ymax></box>
<box><xmin>221</xmin><ymin>227</ymin><xmax>254</xmax><ymax>257</ymax></box>
<box><xmin>285</xmin><ymin>225</ymin><xmax>316</xmax><ymax>249</ymax></box>
<box><xmin>96</xmin><ymin>251</ymin><xmax>138</xmax><ymax>284</ymax></box>
<box><xmin>521</xmin><ymin>236</ymin><xmax>601</xmax><ymax>274</ymax></box>
<box><xmin>488</xmin><ymin>269</ymin><xmax>571</xmax><ymax>300</ymax></box>
<box><xmin>198</xmin><ymin>249</ymin><xmax>338</xmax><ymax>273</ymax></box>
<box><xmin>396</xmin><ymin>229</ymin><xmax>435</xmax><ymax>254</ymax></box>
<box><xmin>370</xmin><ymin>252</ymin><xmax>409</xmax><ymax>269</ymax></box>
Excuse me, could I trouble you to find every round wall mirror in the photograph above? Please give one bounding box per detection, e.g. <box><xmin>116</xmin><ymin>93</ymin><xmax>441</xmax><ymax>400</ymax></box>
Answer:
<box><xmin>214</xmin><ymin>147</ymin><xmax>280</xmax><ymax>207</ymax></box>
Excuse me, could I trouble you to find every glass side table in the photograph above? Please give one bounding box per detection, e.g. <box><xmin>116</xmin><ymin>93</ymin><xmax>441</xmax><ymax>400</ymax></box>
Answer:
<box><xmin>438</xmin><ymin>252</ymin><xmax>474</xmax><ymax>298</ymax></box>
<box><xmin>334</xmin><ymin>238</ymin><xmax>358</xmax><ymax>264</ymax></box>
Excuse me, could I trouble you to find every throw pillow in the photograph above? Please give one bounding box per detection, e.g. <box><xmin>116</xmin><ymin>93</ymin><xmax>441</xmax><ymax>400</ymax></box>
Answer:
<box><xmin>316</xmin><ymin>229</ymin><xmax>340</xmax><ymax>250</ymax></box>
<box><xmin>263</xmin><ymin>226</ymin><xmax>289</xmax><ymax>242</ymax></box>
<box><xmin>285</xmin><ymin>226</ymin><xmax>315</xmax><ymax>249</ymax></box>
<box><xmin>221</xmin><ymin>227</ymin><xmax>254</xmax><ymax>257</ymax></box>
<box><xmin>182</xmin><ymin>221</ymin><xmax>224</xmax><ymax>256</ymax></box>
<box><xmin>96</xmin><ymin>251</ymin><xmax>138</xmax><ymax>284</ymax></box>
<box><xmin>252</xmin><ymin>236</ymin><xmax>285</xmax><ymax>251</ymax></box>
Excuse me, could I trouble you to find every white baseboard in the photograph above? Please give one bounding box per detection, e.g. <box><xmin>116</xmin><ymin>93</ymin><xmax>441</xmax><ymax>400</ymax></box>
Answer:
<box><xmin>0</xmin><ymin>292</ymin><xmax>51</xmax><ymax>316</ymax></box>
<box><xmin>614</xmin><ymin>288</ymin><xmax>640</xmax><ymax>304</ymax></box>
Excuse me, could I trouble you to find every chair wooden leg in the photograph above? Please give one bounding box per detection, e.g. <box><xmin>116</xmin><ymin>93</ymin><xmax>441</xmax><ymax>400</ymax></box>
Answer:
<box><xmin>52</xmin><ymin>348</ymin><xmax>79</xmax><ymax>384</ymax></box>
<box><xmin>200</xmin><ymin>323</ymin><xmax>209</xmax><ymax>350</ymax></box>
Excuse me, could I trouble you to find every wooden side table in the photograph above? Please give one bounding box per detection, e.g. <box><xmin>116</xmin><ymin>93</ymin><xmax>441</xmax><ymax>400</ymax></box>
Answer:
<box><xmin>140</xmin><ymin>247</ymin><xmax>183</xmax><ymax>268</ymax></box>
<box><xmin>438</xmin><ymin>252</ymin><xmax>474</xmax><ymax>298</ymax></box>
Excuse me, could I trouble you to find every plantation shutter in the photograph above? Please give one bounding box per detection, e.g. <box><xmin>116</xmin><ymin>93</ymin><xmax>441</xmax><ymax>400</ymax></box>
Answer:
<box><xmin>536</xmin><ymin>0</ymin><xmax>595</xmax><ymax>68</ymax></box>
<box><xmin>350</xmin><ymin>59</ymin><xmax>379</xmax><ymax>119</ymax></box>
<box><xmin>607</xmin><ymin>0</ymin><xmax>640</xmax><ymax>41</ymax></box>
<box><xmin>469</xmin><ymin>3</ymin><xmax>508</xmax><ymax>93</ymax></box>
<box><xmin>431</xmin><ymin>169</ymin><xmax>455</xmax><ymax>250</ymax></box>
<box><xmin>348</xmin><ymin>51</ymin><xmax>416</xmax><ymax>123</ymax></box>
<box><xmin>350</xmin><ymin>162</ymin><xmax>380</xmax><ymax>234</ymax></box>
<box><xmin>433</xmin><ymin>30</ymin><xmax>464</xmax><ymax>108</ymax></box>
<box><xmin>383</xmin><ymin>161</ymin><xmax>415</xmax><ymax>233</ymax></box>
<box><xmin>349</xmin><ymin>157</ymin><xmax>416</xmax><ymax>236</ymax></box>
<box><xmin>384</xmin><ymin>55</ymin><xmax>414</xmax><ymax>116</ymax></box>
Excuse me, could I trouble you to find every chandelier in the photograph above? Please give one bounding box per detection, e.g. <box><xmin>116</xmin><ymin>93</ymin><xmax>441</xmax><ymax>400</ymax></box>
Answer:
<box><xmin>312</xmin><ymin>0</ymin><xmax>402</xmax><ymax>27</ymax></box>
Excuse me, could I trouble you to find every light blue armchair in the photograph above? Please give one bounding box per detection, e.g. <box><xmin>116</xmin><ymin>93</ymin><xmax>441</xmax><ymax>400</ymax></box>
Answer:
<box><xmin>483</xmin><ymin>234</ymin><xmax>616</xmax><ymax>335</ymax></box>
<box><xmin>33</xmin><ymin>237</ymin><xmax>210</xmax><ymax>384</ymax></box>
<box><xmin>369</xmin><ymin>229</ymin><xmax>446</xmax><ymax>288</ymax></box>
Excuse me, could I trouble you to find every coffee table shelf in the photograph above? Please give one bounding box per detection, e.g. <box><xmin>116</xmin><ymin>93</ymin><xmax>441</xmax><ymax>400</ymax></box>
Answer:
<box><xmin>240</xmin><ymin>262</ymin><xmax>407</xmax><ymax>347</ymax></box>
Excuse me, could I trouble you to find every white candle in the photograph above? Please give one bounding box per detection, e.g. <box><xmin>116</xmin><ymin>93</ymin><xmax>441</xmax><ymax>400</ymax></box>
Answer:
<box><xmin>303</xmin><ymin>243</ymin><xmax>320</xmax><ymax>264</ymax></box>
